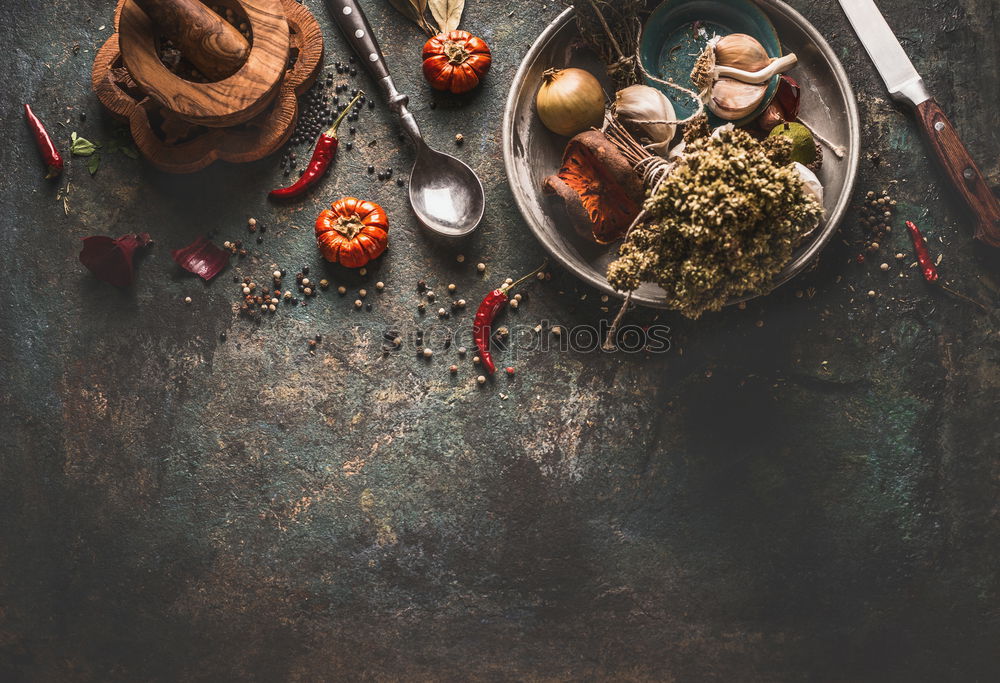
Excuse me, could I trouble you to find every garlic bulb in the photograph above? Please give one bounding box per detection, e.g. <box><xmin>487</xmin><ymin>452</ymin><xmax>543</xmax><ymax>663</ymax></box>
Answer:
<box><xmin>536</xmin><ymin>68</ymin><xmax>606</xmax><ymax>137</ymax></box>
<box><xmin>612</xmin><ymin>85</ymin><xmax>677</xmax><ymax>156</ymax></box>
<box><xmin>709</xmin><ymin>77</ymin><xmax>767</xmax><ymax>120</ymax></box>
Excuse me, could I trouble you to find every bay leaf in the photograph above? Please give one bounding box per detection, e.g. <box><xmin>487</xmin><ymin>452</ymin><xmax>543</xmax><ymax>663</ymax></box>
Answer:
<box><xmin>428</xmin><ymin>0</ymin><xmax>464</xmax><ymax>33</ymax></box>
<box><xmin>388</xmin><ymin>0</ymin><xmax>430</xmax><ymax>32</ymax></box>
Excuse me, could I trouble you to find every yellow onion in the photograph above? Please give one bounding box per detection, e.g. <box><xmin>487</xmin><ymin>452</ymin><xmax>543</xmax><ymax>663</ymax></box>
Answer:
<box><xmin>536</xmin><ymin>68</ymin><xmax>605</xmax><ymax>137</ymax></box>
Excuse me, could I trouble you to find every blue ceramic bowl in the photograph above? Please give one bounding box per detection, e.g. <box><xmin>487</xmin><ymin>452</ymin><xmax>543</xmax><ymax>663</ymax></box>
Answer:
<box><xmin>639</xmin><ymin>0</ymin><xmax>783</xmax><ymax>126</ymax></box>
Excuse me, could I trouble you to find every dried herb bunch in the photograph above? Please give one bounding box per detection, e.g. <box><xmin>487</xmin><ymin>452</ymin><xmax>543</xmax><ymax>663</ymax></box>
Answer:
<box><xmin>565</xmin><ymin>0</ymin><xmax>645</xmax><ymax>87</ymax></box>
<box><xmin>607</xmin><ymin>122</ymin><xmax>823</xmax><ymax>318</ymax></box>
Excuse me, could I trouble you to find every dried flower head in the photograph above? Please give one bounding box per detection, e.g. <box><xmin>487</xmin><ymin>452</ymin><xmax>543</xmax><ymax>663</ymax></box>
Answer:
<box><xmin>607</xmin><ymin>126</ymin><xmax>822</xmax><ymax>318</ymax></box>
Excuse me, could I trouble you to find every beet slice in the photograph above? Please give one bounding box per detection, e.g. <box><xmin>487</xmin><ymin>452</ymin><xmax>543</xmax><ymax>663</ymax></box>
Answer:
<box><xmin>171</xmin><ymin>236</ymin><xmax>229</xmax><ymax>281</ymax></box>
<box><xmin>79</xmin><ymin>233</ymin><xmax>152</xmax><ymax>287</ymax></box>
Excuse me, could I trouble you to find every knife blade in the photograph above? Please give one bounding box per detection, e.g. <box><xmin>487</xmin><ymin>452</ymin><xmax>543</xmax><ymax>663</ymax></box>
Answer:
<box><xmin>838</xmin><ymin>0</ymin><xmax>1000</xmax><ymax>246</ymax></box>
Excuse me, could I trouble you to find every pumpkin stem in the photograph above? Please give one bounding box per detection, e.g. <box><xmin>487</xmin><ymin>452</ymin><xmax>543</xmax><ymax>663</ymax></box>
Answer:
<box><xmin>334</xmin><ymin>214</ymin><xmax>366</xmax><ymax>240</ymax></box>
<box><xmin>443</xmin><ymin>39</ymin><xmax>471</xmax><ymax>65</ymax></box>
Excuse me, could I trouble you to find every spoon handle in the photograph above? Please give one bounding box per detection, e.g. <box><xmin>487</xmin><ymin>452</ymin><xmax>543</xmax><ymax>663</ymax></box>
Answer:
<box><xmin>324</xmin><ymin>0</ymin><xmax>423</xmax><ymax>144</ymax></box>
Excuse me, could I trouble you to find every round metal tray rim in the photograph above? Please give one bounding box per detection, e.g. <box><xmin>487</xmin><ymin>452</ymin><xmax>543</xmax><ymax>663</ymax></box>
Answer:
<box><xmin>502</xmin><ymin>1</ymin><xmax>861</xmax><ymax>310</ymax></box>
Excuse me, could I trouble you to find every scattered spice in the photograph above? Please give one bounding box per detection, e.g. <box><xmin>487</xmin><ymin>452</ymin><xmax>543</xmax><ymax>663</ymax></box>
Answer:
<box><xmin>79</xmin><ymin>233</ymin><xmax>152</xmax><ymax>287</ymax></box>
<box><xmin>858</xmin><ymin>188</ymin><xmax>896</xmax><ymax>256</ymax></box>
<box><xmin>24</xmin><ymin>104</ymin><xmax>63</xmax><ymax>179</ymax></box>
<box><xmin>269</xmin><ymin>91</ymin><xmax>364</xmax><ymax>200</ymax></box>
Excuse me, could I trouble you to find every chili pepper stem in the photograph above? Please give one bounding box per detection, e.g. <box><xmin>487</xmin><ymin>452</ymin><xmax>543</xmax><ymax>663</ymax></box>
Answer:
<box><xmin>937</xmin><ymin>282</ymin><xmax>990</xmax><ymax>313</ymax></box>
<box><xmin>500</xmin><ymin>259</ymin><xmax>548</xmax><ymax>293</ymax></box>
<box><xmin>325</xmin><ymin>90</ymin><xmax>364</xmax><ymax>138</ymax></box>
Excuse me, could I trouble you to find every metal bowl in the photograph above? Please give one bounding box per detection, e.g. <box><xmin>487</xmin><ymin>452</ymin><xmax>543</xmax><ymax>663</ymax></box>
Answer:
<box><xmin>502</xmin><ymin>0</ymin><xmax>860</xmax><ymax>309</ymax></box>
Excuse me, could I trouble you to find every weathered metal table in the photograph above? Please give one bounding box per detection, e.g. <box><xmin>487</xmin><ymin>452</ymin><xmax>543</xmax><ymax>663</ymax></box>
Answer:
<box><xmin>2</xmin><ymin>0</ymin><xmax>998</xmax><ymax>679</ymax></box>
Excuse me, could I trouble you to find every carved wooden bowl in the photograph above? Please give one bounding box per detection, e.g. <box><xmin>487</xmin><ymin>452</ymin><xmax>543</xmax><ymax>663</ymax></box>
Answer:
<box><xmin>92</xmin><ymin>0</ymin><xmax>323</xmax><ymax>173</ymax></box>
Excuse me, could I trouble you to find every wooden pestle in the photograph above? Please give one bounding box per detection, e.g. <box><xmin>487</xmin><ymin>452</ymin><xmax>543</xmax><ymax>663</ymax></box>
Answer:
<box><xmin>134</xmin><ymin>0</ymin><xmax>250</xmax><ymax>80</ymax></box>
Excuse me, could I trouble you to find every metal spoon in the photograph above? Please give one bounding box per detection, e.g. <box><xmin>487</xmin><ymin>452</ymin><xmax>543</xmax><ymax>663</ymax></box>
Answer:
<box><xmin>325</xmin><ymin>0</ymin><xmax>485</xmax><ymax>237</ymax></box>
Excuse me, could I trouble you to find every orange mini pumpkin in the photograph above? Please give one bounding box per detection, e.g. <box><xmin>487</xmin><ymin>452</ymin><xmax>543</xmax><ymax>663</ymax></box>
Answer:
<box><xmin>315</xmin><ymin>197</ymin><xmax>389</xmax><ymax>268</ymax></box>
<box><xmin>422</xmin><ymin>30</ymin><xmax>492</xmax><ymax>94</ymax></box>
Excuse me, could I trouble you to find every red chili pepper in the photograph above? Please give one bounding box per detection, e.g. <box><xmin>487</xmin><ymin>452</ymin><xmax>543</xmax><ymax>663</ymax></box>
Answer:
<box><xmin>905</xmin><ymin>220</ymin><xmax>939</xmax><ymax>282</ymax></box>
<box><xmin>904</xmin><ymin>219</ymin><xmax>989</xmax><ymax>312</ymax></box>
<box><xmin>24</xmin><ymin>104</ymin><xmax>64</xmax><ymax>180</ymax></box>
<box><xmin>268</xmin><ymin>90</ymin><xmax>363</xmax><ymax>201</ymax></box>
<box><xmin>473</xmin><ymin>261</ymin><xmax>547</xmax><ymax>376</ymax></box>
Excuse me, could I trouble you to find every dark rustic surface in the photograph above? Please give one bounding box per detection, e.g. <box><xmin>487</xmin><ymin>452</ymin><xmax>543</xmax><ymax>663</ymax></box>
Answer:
<box><xmin>2</xmin><ymin>0</ymin><xmax>999</xmax><ymax>680</ymax></box>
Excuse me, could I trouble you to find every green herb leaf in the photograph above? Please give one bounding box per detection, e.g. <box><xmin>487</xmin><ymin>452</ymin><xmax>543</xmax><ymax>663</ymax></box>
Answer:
<box><xmin>87</xmin><ymin>153</ymin><xmax>101</xmax><ymax>176</ymax></box>
<box><xmin>120</xmin><ymin>145</ymin><xmax>139</xmax><ymax>160</ymax></box>
<box><xmin>71</xmin><ymin>133</ymin><xmax>100</xmax><ymax>157</ymax></box>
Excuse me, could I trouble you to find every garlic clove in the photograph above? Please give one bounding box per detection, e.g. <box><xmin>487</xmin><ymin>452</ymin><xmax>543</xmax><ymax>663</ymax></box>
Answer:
<box><xmin>709</xmin><ymin>78</ymin><xmax>767</xmax><ymax>120</ymax></box>
<box><xmin>793</xmin><ymin>162</ymin><xmax>824</xmax><ymax>208</ymax></box>
<box><xmin>713</xmin><ymin>33</ymin><xmax>770</xmax><ymax>72</ymax></box>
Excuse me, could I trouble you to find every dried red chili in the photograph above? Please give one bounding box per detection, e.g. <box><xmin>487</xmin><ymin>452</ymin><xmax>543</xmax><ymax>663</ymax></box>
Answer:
<box><xmin>905</xmin><ymin>219</ymin><xmax>989</xmax><ymax>312</ymax></box>
<box><xmin>268</xmin><ymin>91</ymin><xmax>363</xmax><ymax>201</ymax></box>
<box><xmin>24</xmin><ymin>104</ymin><xmax>64</xmax><ymax>179</ymax></box>
<box><xmin>473</xmin><ymin>261</ymin><xmax>546</xmax><ymax>376</ymax></box>
<box><xmin>905</xmin><ymin>220</ymin><xmax>939</xmax><ymax>282</ymax></box>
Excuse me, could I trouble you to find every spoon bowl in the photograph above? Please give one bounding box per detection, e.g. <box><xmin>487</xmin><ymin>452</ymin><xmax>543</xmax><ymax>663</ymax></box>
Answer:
<box><xmin>409</xmin><ymin>146</ymin><xmax>485</xmax><ymax>237</ymax></box>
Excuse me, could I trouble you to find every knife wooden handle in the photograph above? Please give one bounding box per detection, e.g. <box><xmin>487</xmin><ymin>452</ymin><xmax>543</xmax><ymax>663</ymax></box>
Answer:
<box><xmin>915</xmin><ymin>98</ymin><xmax>1000</xmax><ymax>247</ymax></box>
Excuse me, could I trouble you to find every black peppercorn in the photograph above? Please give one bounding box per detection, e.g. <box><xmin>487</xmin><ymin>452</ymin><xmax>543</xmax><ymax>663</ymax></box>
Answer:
<box><xmin>367</xmin><ymin>165</ymin><xmax>375</xmax><ymax>174</ymax></box>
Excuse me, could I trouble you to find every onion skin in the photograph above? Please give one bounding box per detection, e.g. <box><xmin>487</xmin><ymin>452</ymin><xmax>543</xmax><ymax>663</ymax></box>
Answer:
<box><xmin>536</xmin><ymin>68</ymin><xmax>605</xmax><ymax>137</ymax></box>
